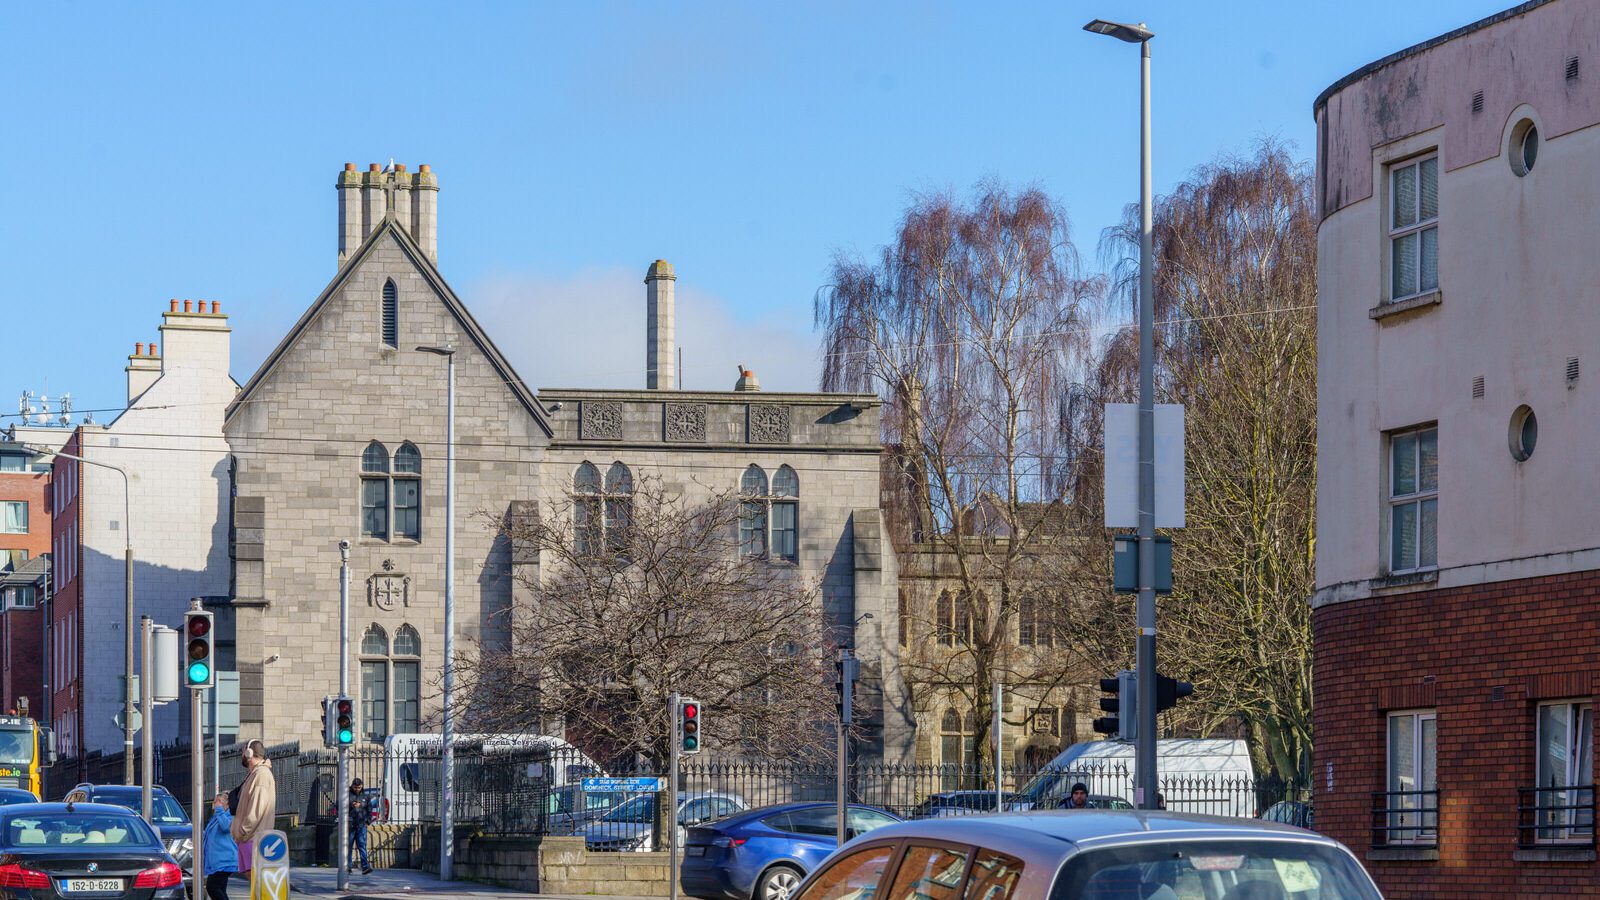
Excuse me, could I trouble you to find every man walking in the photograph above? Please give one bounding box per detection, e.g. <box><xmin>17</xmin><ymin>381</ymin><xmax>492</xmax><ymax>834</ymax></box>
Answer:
<box><xmin>348</xmin><ymin>778</ymin><xmax>374</xmax><ymax>875</ymax></box>
<box><xmin>231</xmin><ymin>740</ymin><xmax>278</xmax><ymax>884</ymax></box>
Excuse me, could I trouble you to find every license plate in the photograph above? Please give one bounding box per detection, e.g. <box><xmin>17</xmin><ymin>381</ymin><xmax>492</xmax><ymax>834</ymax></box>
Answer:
<box><xmin>62</xmin><ymin>879</ymin><xmax>124</xmax><ymax>893</ymax></box>
<box><xmin>685</xmin><ymin>846</ymin><xmax>705</xmax><ymax>857</ymax></box>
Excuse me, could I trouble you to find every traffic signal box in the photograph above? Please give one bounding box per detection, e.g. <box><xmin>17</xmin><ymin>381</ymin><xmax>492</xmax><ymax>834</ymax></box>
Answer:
<box><xmin>183</xmin><ymin>610</ymin><xmax>215</xmax><ymax>689</ymax></box>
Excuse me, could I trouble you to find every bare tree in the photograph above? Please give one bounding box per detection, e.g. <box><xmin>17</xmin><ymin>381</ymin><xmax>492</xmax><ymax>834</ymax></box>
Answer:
<box><xmin>817</xmin><ymin>183</ymin><xmax>1104</xmax><ymax>764</ymax></box>
<box><xmin>1092</xmin><ymin>141</ymin><xmax>1317</xmax><ymax>780</ymax></box>
<box><xmin>458</xmin><ymin>476</ymin><xmax>835</xmax><ymax>768</ymax></box>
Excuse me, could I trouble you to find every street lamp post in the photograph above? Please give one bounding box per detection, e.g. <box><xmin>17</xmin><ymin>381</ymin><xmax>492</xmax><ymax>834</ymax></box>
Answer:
<box><xmin>28</xmin><ymin>444</ymin><xmax>135</xmax><ymax>784</ymax></box>
<box><xmin>1084</xmin><ymin>16</ymin><xmax>1160</xmax><ymax>810</ymax></box>
<box><xmin>415</xmin><ymin>344</ymin><xmax>457</xmax><ymax>880</ymax></box>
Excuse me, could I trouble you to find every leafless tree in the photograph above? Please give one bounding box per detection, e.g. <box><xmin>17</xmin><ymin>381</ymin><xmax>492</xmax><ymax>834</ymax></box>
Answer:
<box><xmin>817</xmin><ymin>183</ymin><xmax>1105</xmax><ymax>764</ymax></box>
<box><xmin>1090</xmin><ymin>141</ymin><xmax>1317</xmax><ymax>780</ymax></box>
<box><xmin>458</xmin><ymin>476</ymin><xmax>836</xmax><ymax>769</ymax></box>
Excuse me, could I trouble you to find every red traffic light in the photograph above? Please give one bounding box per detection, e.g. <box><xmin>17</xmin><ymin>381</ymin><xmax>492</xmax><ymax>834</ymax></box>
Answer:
<box><xmin>187</xmin><ymin>617</ymin><xmax>211</xmax><ymax>638</ymax></box>
<box><xmin>337</xmin><ymin>699</ymin><xmax>353</xmax><ymax>716</ymax></box>
<box><xmin>682</xmin><ymin>703</ymin><xmax>698</xmax><ymax>719</ymax></box>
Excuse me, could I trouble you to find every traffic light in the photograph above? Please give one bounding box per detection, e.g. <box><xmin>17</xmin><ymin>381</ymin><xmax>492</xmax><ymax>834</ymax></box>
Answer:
<box><xmin>834</xmin><ymin>653</ymin><xmax>859</xmax><ymax>723</ymax></box>
<box><xmin>321</xmin><ymin>696</ymin><xmax>338</xmax><ymax>749</ymax></box>
<box><xmin>183</xmin><ymin>610</ymin><xmax>214</xmax><ymax>689</ymax></box>
<box><xmin>678</xmin><ymin>698</ymin><xmax>702</xmax><ymax>755</ymax></box>
<box><xmin>1155</xmin><ymin>674</ymin><xmax>1194</xmax><ymax>714</ymax></box>
<box><xmin>335</xmin><ymin>696</ymin><xmax>355</xmax><ymax>747</ymax></box>
<box><xmin>1092</xmin><ymin>670</ymin><xmax>1137</xmax><ymax>740</ymax></box>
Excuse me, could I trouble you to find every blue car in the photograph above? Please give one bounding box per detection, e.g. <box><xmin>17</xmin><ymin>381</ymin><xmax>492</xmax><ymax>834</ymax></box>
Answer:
<box><xmin>680</xmin><ymin>802</ymin><xmax>902</xmax><ymax>900</ymax></box>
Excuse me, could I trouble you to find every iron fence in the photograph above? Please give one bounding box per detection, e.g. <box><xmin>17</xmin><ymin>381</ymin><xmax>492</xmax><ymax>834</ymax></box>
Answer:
<box><xmin>1517</xmin><ymin>784</ymin><xmax>1595</xmax><ymax>848</ymax></box>
<box><xmin>1371</xmin><ymin>789</ymin><xmax>1438</xmax><ymax>847</ymax></box>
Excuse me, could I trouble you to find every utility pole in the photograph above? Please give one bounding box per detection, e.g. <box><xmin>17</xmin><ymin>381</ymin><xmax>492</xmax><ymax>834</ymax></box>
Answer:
<box><xmin>337</xmin><ymin>540</ymin><xmax>350</xmax><ymax>891</ymax></box>
<box><xmin>668</xmin><ymin>693</ymin><xmax>680</xmax><ymax>900</ymax></box>
<box><xmin>835</xmin><ymin>649</ymin><xmax>857</xmax><ymax>845</ymax></box>
<box><xmin>415</xmin><ymin>345</ymin><xmax>457</xmax><ymax>880</ymax></box>
<box><xmin>993</xmin><ymin>680</ymin><xmax>1003</xmax><ymax>812</ymax></box>
<box><xmin>139</xmin><ymin>617</ymin><xmax>153</xmax><ymax>822</ymax></box>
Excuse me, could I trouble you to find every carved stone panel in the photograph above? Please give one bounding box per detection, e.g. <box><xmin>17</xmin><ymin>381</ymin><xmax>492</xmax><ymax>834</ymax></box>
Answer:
<box><xmin>747</xmin><ymin>404</ymin><xmax>793</xmax><ymax>444</ymax></box>
<box><xmin>664</xmin><ymin>403</ymin><xmax>707</xmax><ymax>442</ymax></box>
<box><xmin>580</xmin><ymin>401</ymin><xmax>624</xmax><ymax>440</ymax></box>
<box><xmin>368</xmin><ymin>574</ymin><xmax>411</xmax><ymax>611</ymax></box>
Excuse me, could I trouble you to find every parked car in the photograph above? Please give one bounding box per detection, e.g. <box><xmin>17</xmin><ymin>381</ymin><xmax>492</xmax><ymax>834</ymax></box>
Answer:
<box><xmin>543</xmin><ymin>784</ymin><xmax>632</xmax><ymax>835</ymax></box>
<box><xmin>0</xmin><ymin>789</ymin><xmax>38</xmax><ymax>806</ymax></box>
<box><xmin>787</xmin><ymin>810</ymin><xmax>1382</xmax><ymax>900</ymax></box>
<box><xmin>579</xmin><ymin>792</ymin><xmax>746</xmax><ymax>852</ymax></box>
<box><xmin>0</xmin><ymin>801</ymin><xmax>186</xmax><ymax>900</ymax></box>
<box><xmin>910</xmin><ymin>791</ymin><xmax>1018</xmax><ymax>818</ymax></box>
<box><xmin>680</xmin><ymin>802</ymin><xmax>903</xmax><ymax>900</ymax></box>
<box><xmin>66</xmin><ymin>785</ymin><xmax>193</xmax><ymax>876</ymax></box>
<box><xmin>1261</xmin><ymin>800</ymin><xmax>1315</xmax><ymax>830</ymax></box>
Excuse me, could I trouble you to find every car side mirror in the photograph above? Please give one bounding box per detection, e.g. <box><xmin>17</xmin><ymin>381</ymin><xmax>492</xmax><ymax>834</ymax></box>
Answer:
<box><xmin>38</xmin><ymin>728</ymin><xmax>56</xmax><ymax>768</ymax></box>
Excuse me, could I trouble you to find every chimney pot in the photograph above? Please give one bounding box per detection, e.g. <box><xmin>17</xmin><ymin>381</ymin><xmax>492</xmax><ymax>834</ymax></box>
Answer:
<box><xmin>170</xmin><ymin>299</ymin><xmax>179</xmax><ymax>312</ymax></box>
<box><xmin>344</xmin><ymin>162</ymin><xmax>357</xmax><ymax>172</ymax></box>
<box><xmin>211</xmin><ymin>300</ymin><xmax>219</xmax><ymax>314</ymax></box>
<box><xmin>419</xmin><ymin>164</ymin><xmax>431</xmax><ymax>173</ymax></box>
<box><xmin>150</xmin><ymin>342</ymin><xmax>157</xmax><ymax>356</ymax></box>
<box><xmin>183</xmin><ymin>299</ymin><xmax>193</xmax><ymax>313</ymax></box>
<box><xmin>395</xmin><ymin>164</ymin><xmax>407</xmax><ymax>173</ymax></box>
<box><xmin>135</xmin><ymin>343</ymin><xmax>144</xmax><ymax>356</ymax></box>
<box><xmin>369</xmin><ymin>163</ymin><xmax>380</xmax><ymax>173</ymax></box>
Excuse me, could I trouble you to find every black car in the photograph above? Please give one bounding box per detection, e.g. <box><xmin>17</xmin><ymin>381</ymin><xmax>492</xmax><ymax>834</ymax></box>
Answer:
<box><xmin>0</xmin><ymin>802</ymin><xmax>185</xmax><ymax>900</ymax></box>
<box><xmin>65</xmin><ymin>787</ymin><xmax>192</xmax><ymax>874</ymax></box>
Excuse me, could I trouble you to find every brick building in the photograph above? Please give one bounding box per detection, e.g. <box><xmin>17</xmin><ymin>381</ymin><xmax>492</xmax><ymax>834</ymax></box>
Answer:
<box><xmin>0</xmin><ymin>443</ymin><xmax>51</xmax><ymax>719</ymax></box>
<box><xmin>1313</xmin><ymin>1</ymin><xmax>1600</xmax><ymax>894</ymax></box>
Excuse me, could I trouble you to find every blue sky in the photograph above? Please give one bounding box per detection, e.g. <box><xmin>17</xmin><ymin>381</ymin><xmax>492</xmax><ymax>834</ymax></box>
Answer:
<box><xmin>1</xmin><ymin>1</ymin><xmax>1511</xmax><ymax>419</ymax></box>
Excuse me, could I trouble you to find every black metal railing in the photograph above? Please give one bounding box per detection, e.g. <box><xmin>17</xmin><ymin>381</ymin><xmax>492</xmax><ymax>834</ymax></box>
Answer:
<box><xmin>1517</xmin><ymin>785</ymin><xmax>1595</xmax><ymax>848</ymax></box>
<box><xmin>1371</xmin><ymin>789</ymin><xmax>1438</xmax><ymax>847</ymax></box>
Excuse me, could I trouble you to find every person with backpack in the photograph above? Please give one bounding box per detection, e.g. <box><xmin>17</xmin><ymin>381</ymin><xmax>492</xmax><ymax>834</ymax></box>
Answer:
<box><xmin>348</xmin><ymin>778</ymin><xmax>374</xmax><ymax>875</ymax></box>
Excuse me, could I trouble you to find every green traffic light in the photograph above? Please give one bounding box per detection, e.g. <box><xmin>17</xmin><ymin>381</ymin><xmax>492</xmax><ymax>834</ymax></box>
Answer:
<box><xmin>187</xmin><ymin>662</ymin><xmax>210</xmax><ymax>684</ymax></box>
<box><xmin>338</xmin><ymin>729</ymin><xmax>353</xmax><ymax>744</ymax></box>
<box><xmin>684</xmin><ymin>736</ymin><xmax>698</xmax><ymax>750</ymax></box>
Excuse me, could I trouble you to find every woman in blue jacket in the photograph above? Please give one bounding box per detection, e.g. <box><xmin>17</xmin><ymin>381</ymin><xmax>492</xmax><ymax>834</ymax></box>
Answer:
<box><xmin>204</xmin><ymin>792</ymin><xmax>240</xmax><ymax>900</ymax></box>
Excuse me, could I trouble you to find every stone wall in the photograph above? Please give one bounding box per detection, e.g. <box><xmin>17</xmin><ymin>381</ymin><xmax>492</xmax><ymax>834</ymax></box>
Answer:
<box><xmin>418</xmin><ymin>831</ymin><xmax>675</xmax><ymax>895</ymax></box>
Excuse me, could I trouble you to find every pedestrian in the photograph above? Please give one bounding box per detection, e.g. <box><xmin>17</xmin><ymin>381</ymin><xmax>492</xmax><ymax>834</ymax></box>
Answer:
<box><xmin>348</xmin><ymin>778</ymin><xmax>374</xmax><ymax>875</ymax></box>
<box><xmin>231</xmin><ymin>740</ymin><xmax>278</xmax><ymax>881</ymax></box>
<box><xmin>203</xmin><ymin>793</ymin><xmax>238</xmax><ymax>900</ymax></box>
<box><xmin>1060</xmin><ymin>782</ymin><xmax>1091</xmax><ymax>810</ymax></box>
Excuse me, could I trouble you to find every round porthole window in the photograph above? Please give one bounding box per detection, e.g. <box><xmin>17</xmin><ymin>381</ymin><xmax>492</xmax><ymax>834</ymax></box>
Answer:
<box><xmin>1509</xmin><ymin>405</ymin><xmax>1538</xmax><ymax>461</ymax></box>
<box><xmin>1510</xmin><ymin>119</ymin><xmax>1539</xmax><ymax>176</ymax></box>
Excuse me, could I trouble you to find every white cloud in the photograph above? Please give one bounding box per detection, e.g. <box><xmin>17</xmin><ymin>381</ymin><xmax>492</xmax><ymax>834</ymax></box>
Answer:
<box><xmin>463</xmin><ymin>267</ymin><xmax>823</xmax><ymax>393</ymax></box>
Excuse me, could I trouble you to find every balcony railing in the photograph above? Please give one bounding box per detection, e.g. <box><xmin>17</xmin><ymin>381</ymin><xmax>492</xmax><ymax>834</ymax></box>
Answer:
<box><xmin>1371</xmin><ymin>789</ymin><xmax>1439</xmax><ymax>847</ymax></box>
<box><xmin>1517</xmin><ymin>785</ymin><xmax>1595</xmax><ymax>849</ymax></box>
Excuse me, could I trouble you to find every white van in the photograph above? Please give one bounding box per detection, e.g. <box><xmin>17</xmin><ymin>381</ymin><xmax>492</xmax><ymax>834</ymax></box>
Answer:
<box><xmin>381</xmin><ymin>733</ymin><xmax>604</xmax><ymax>824</ymax></box>
<box><xmin>1010</xmin><ymin>739</ymin><xmax>1257</xmax><ymax>817</ymax></box>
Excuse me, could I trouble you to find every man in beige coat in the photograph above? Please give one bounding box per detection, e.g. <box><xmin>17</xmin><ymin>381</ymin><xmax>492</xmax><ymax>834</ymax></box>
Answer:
<box><xmin>231</xmin><ymin>740</ymin><xmax>277</xmax><ymax>873</ymax></box>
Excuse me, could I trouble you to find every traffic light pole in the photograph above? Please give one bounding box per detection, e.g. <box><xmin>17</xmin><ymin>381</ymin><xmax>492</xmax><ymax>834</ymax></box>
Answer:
<box><xmin>1135</xmin><ymin>34</ymin><xmax>1160</xmax><ymax>811</ymax></box>
<box><xmin>835</xmin><ymin>649</ymin><xmax>855</xmax><ymax>845</ymax></box>
<box><xmin>187</xmin><ymin>599</ymin><xmax>205</xmax><ymax>900</ymax></box>
<box><xmin>337</xmin><ymin>541</ymin><xmax>350</xmax><ymax>892</ymax></box>
<box><xmin>140</xmin><ymin>617</ymin><xmax>153</xmax><ymax>823</ymax></box>
<box><xmin>668</xmin><ymin>693</ymin><xmax>680</xmax><ymax>900</ymax></box>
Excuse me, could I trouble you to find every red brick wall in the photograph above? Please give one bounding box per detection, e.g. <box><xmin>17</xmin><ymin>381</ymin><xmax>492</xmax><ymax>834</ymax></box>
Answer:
<box><xmin>1314</xmin><ymin>571</ymin><xmax>1600</xmax><ymax>898</ymax></box>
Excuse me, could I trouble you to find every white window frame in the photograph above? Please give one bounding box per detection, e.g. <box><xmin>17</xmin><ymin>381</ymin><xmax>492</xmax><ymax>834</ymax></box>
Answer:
<box><xmin>1534</xmin><ymin>700</ymin><xmax>1594</xmax><ymax>843</ymax></box>
<box><xmin>1386</xmin><ymin>709</ymin><xmax>1437</xmax><ymax>844</ymax></box>
<box><xmin>1</xmin><ymin>501</ymin><xmax>27</xmax><ymax>535</ymax></box>
<box><xmin>1387</xmin><ymin>426</ymin><xmax>1438</xmax><ymax>575</ymax></box>
<box><xmin>1388</xmin><ymin>153</ymin><xmax>1439</xmax><ymax>303</ymax></box>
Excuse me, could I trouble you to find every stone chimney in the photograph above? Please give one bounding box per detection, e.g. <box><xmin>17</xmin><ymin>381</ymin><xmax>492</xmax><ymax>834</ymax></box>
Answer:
<box><xmin>158</xmin><ymin>299</ymin><xmax>231</xmax><ymax>379</ymax></box>
<box><xmin>645</xmin><ymin>259</ymin><xmax>676</xmax><ymax>390</ymax></box>
<box><xmin>126</xmin><ymin>341</ymin><xmax>161</xmax><ymax>403</ymax></box>
<box><xmin>338</xmin><ymin>162</ymin><xmax>439</xmax><ymax>266</ymax></box>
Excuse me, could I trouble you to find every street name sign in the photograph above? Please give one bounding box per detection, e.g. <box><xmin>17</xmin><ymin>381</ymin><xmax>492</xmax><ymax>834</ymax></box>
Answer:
<box><xmin>582</xmin><ymin>776</ymin><xmax>666</xmax><ymax>792</ymax></box>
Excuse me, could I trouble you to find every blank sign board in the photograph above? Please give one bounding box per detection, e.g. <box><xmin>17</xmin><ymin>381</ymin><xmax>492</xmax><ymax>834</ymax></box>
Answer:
<box><xmin>1103</xmin><ymin>403</ymin><xmax>1185</xmax><ymax>529</ymax></box>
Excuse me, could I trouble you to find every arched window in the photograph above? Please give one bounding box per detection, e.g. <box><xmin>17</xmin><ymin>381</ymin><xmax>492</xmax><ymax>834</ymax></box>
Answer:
<box><xmin>393</xmin><ymin>443</ymin><xmax>422</xmax><ymax>541</ymax></box>
<box><xmin>382</xmin><ymin>280</ymin><xmax>399</xmax><ymax>348</ymax></box>
<box><xmin>359</xmin><ymin>625</ymin><xmax>389</xmax><ymax>743</ymax></box>
<box><xmin>939</xmin><ymin>707</ymin><xmax>977</xmax><ymax>785</ymax></box>
<box><xmin>391</xmin><ymin>625</ymin><xmax>422</xmax><ymax>733</ymax></box>
<box><xmin>770</xmin><ymin>466</ymin><xmax>799</xmax><ymax>562</ymax></box>
<box><xmin>1018</xmin><ymin>594</ymin><xmax>1054</xmax><ymax>648</ymax></box>
<box><xmin>573</xmin><ymin>462</ymin><xmax>603</xmax><ymax>555</ymax></box>
<box><xmin>936</xmin><ymin>591</ymin><xmax>955</xmax><ymax>647</ymax></box>
<box><xmin>739</xmin><ymin>466</ymin><xmax>769</xmax><ymax>559</ymax></box>
<box><xmin>604</xmin><ymin>463</ymin><xmax>633</xmax><ymax>555</ymax></box>
<box><xmin>361</xmin><ymin>442</ymin><xmax>389</xmax><ymax>539</ymax></box>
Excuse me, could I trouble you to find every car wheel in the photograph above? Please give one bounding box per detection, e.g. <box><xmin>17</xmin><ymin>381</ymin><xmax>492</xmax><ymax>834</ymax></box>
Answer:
<box><xmin>754</xmin><ymin>865</ymin><xmax>803</xmax><ymax>900</ymax></box>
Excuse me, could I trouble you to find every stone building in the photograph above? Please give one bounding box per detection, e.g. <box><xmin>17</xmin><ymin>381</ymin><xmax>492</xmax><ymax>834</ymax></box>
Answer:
<box><xmin>1313</xmin><ymin>1</ymin><xmax>1600</xmax><ymax>894</ymax></box>
<box><xmin>216</xmin><ymin>166</ymin><xmax>908</xmax><ymax>760</ymax></box>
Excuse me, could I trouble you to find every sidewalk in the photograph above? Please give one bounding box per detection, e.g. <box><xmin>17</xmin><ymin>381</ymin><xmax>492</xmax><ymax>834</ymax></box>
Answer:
<box><xmin>288</xmin><ymin>865</ymin><xmax>663</xmax><ymax>900</ymax></box>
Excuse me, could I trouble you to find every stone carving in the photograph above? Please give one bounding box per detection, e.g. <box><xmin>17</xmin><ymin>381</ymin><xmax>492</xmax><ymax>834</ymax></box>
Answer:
<box><xmin>664</xmin><ymin>403</ymin><xmax>707</xmax><ymax>442</ymax></box>
<box><xmin>748</xmin><ymin>404</ymin><xmax>792</xmax><ymax>444</ymax></box>
<box><xmin>581</xmin><ymin>401</ymin><xmax>624</xmax><ymax>440</ymax></box>
<box><xmin>369</xmin><ymin>574</ymin><xmax>410</xmax><ymax>611</ymax></box>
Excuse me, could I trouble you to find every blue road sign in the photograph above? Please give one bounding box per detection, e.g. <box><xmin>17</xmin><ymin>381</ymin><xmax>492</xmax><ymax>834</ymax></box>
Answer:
<box><xmin>582</xmin><ymin>776</ymin><xmax>666</xmax><ymax>792</ymax></box>
<box><xmin>259</xmin><ymin>833</ymin><xmax>287</xmax><ymax>863</ymax></box>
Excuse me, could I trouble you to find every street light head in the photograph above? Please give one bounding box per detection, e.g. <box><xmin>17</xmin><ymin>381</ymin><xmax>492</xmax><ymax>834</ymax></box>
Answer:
<box><xmin>1084</xmin><ymin>19</ymin><xmax>1153</xmax><ymax>42</ymax></box>
<box><xmin>415</xmin><ymin>344</ymin><xmax>456</xmax><ymax>356</ymax></box>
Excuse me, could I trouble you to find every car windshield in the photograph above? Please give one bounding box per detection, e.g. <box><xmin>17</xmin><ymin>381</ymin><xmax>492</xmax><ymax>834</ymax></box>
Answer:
<box><xmin>0</xmin><ymin>729</ymin><xmax>33</xmax><ymax>767</ymax></box>
<box><xmin>601</xmin><ymin>796</ymin><xmax>655</xmax><ymax>824</ymax></box>
<box><xmin>1</xmin><ymin>813</ymin><xmax>159</xmax><ymax>848</ymax></box>
<box><xmin>1052</xmin><ymin>839</ymin><xmax>1382</xmax><ymax>900</ymax></box>
<box><xmin>92</xmin><ymin>793</ymin><xmax>189</xmax><ymax>826</ymax></box>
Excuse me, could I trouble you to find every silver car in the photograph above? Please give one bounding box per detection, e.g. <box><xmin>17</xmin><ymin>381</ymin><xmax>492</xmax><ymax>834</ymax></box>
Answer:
<box><xmin>579</xmin><ymin>791</ymin><xmax>746</xmax><ymax>852</ymax></box>
<box><xmin>788</xmin><ymin>810</ymin><xmax>1383</xmax><ymax>899</ymax></box>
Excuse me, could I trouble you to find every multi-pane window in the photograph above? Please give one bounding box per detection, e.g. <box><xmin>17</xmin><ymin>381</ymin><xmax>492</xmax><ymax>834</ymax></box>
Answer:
<box><xmin>6</xmin><ymin>586</ymin><xmax>36</xmax><ymax>610</ymax></box>
<box><xmin>573</xmin><ymin>461</ymin><xmax>632</xmax><ymax>556</ymax></box>
<box><xmin>1</xmin><ymin>502</ymin><xmax>27</xmax><ymax>535</ymax></box>
<box><xmin>738</xmin><ymin>465</ymin><xmax>799</xmax><ymax>562</ymax></box>
<box><xmin>361</xmin><ymin>441</ymin><xmax>422</xmax><ymax>542</ymax></box>
<box><xmin>939</xmin><ymin>709</ymin><xmax>978</xmax><ymax>789</ymax></box>
<box><xmin>1018</xmin><ymin>595</ymin><xmax>1054</xmax><ymax>647</ymax></box>
<box><xmin>360</xmin><ymin>625</ymin><xmax>389</xmax><ymax>743</ymax></box>
<box><xmin>935</xmin><ymin>590</ymin><xmax>982</xmax><ymax>647</ymax></box>
<box><xmin>0</xmin><ymin>454</ymin><xmax>27</xmax><ymax>473</ymax></box>
<box><xmin>1386</xmin><ymin>710</ymin><xmax>1437</xmax><ymax>843</ymax></box>
<box><xmin>1389</xmin><ymin>155</ymin><xmax>1439</xmax><ymax>301</ymax></box>
<box><xmin>382</xmin><ymin>279</ymin><xmax>399</xmax><ymax>348</ymax></box>
<box><xmin>1535</xmin><ymin>701</ymin><xmax>1594</xmax><ymax>842</ymax></box>
<box><xmin>392</xmin><ymin>625</ymin><xmax>422</xmax><ymax>734</ymax></box>
<box><xmin>1389</xmin><ymin>427</ymin><xmax>1438</xmax><ymax>573</ymax></box>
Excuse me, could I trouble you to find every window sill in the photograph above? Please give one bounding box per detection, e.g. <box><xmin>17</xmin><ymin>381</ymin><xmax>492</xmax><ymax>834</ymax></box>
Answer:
<box><xmin>1368</xmin><ymin>846</ymin><xmax>1439</xmax><ymax>862</ymax></box>
<box><xmin>1372</xmin><ymin>569</ymin><xmax>1439</xmax><ymax>593</ymax></box>
<box><xmin>1514</xmin><ymin>846</ymin><xmax>1597</xmax><ymax>863</ymax></box>
<box><xmin>1370</xmin><ymin>290</ymin><xmax>1442</xmax><ymax>322</ymax></box>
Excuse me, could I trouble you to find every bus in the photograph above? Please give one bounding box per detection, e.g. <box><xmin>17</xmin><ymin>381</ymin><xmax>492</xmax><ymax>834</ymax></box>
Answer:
<box><xmin>381</xmin><ymin>733</ymin><xmax>603</xmax><ymax>826</ymax></box>
<box><xmin>0</xmin><ymin>715</ymin><xmax>55</xmax><ymax>799</ymax></box>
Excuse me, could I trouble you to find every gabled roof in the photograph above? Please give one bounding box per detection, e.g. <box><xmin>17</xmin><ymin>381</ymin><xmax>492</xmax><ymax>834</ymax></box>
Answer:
<box><xmin>225</xmin><ymin>215</ymin><xmax>553</xmax><ymax>437</ymax></box>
